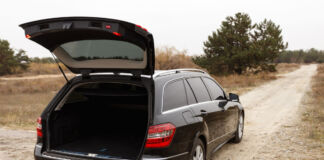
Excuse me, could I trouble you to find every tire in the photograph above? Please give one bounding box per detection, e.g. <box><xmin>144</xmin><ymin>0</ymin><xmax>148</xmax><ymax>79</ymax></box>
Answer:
<box><xmin>190</xmin><ymin>139</ymin><xmax>206</xmax><ymax>160</ymax></box>
<box><xmin>231</xmin><ymin>112</ymin><xmax>244</xmax><ymax>143</ymax></box>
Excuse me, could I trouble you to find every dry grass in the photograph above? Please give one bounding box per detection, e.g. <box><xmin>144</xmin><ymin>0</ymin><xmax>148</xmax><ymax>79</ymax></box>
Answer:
<box><xmin>0</xmin><ymin>77</ymin><xmax>66</xmax><ymax>129</ymax></box>
<box><xmin>213</xmin><ymin>63</ymin><xmax>300</xmax><ymax>94</ymax></box>
<box><xmin>301</xmin><ymin>64</ymin><xmax>324</xmax><ymax>143</ymax></box>
<box><xmin>276</xmin><ymin>63</ymin><xmax>301</xmax><ymax>74</ymax></box>
<box><xmin>0</xmin><ymin>93</ymin><xmax>56</xmax><ymax>129</ymax></box>
<box><xmin>155</xmin><ymin>47</ymin><xmax>200</xmax><ymax>70</ymax></box>
<box><xmin>3</xmin><ymin>63</ymin><xmax>70</xmax><ymax>77</ymax></box>
<box><xmin>212</xmin><ymin>72</ymin><xmax>277</xmax><ymax>95</ymax></box>
<box><xmin>0</xmin><ymin>78</ymin><xmax>66</xmax><ymax>94</ymax></box>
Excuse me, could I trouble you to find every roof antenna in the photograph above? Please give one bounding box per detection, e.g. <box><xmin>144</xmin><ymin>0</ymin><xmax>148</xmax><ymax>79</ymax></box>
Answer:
<box><xmin>50</xmin><ymin>52</ymin><xmax>70</xmax><ymax>84</ymax></box>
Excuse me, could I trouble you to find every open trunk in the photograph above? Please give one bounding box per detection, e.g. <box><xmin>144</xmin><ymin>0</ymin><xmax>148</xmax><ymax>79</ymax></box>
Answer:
<box><xmin>48</xmin><ymin>82</ymin><xmax>148</xmax><ymax>159</ymax></box>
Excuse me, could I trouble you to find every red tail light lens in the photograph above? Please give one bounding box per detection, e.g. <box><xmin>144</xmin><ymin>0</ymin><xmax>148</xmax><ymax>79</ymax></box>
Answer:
<box><xmin>36</xmin><ymin>117</ymin><xmax>42</xmax><ymax>138</ymax></box>
<box><xmin>26</xmin><ymin>34</ymin><xmax>31</xmax><ymax>39</ymax></box>
<box><xmin>145</xmin><ymin>123</ymin><xmax>176</xmax><ymax>148</ymax></box>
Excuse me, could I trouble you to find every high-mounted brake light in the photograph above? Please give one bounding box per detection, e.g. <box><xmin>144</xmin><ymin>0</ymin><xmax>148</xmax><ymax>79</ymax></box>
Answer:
<box><xmin>136</xmin><ymin>24</ymin><xmax>148</xmax><ymax>32</ymax></box>
<box><xmin>26</xmin><ymin>34</ymin><xmax>31</xmax><ymax>39</ymax></box>
<box><xmin>112</xmin><ymin>32</ymin><xmax>121</xmax><ymax>37</ymax></box>
<box><xmin>36</xmin><ymin>117</ymin><xmax>42</xmax><ymax>138</ymax></box>
<box><xmin>145</xmin><ymin>123</ymin><xmax>176</xmax><ymax>148</ymax></box>
<box><xmin>105</xmin><ymin>25</ymin><xmax>111</xmax><ymax>29</ymax></box>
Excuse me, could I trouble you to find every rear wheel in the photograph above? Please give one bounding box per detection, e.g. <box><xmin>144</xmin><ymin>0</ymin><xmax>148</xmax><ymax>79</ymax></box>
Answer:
<box><xmin>232</xmin><ymin>112</ymin><xmax>244</xmax><ymax>143</ymax></box>
<box><xmin>191</xmin><ymin>139</ymin><xmax>205</xmax><ymax>160</ymax></box>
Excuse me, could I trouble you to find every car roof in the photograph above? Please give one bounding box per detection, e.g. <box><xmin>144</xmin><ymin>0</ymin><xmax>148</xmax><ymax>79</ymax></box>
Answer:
<box><xmin>153</xmin><ymin>69</ymin><xmax>207</xmax><ymax>79</ymax></box>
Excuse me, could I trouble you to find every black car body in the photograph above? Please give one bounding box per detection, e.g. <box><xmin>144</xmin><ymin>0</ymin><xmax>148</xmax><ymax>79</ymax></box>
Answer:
<box><xmin>20</xmin><ymin>17</ymin><xmax>244</xmax><ymax>160</ymax></box>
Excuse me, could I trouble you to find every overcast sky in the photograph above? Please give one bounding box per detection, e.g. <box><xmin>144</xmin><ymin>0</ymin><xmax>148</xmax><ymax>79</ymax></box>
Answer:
<box><xmin>0</xmin><ymin>0</ymin><xmax>323</xmax><ymax>57</ymax></box>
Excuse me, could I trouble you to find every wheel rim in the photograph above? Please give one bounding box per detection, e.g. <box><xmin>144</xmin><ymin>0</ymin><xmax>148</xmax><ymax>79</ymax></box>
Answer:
<box><xmin>238</xmin><ymin>114</ymin><xmax>244</xmax><ymax>138</ymax></box>
<box><xmin>193</xmin><ymin>145</ymin><xmax>204</xmax><ymax>160</ymax></box>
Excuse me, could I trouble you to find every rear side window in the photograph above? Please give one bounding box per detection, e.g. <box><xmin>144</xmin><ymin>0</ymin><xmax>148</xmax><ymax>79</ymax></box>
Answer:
<box><xmin>187</xmin><ymin>77</ymin><xmax>211</xmax><ymax>103</ymax></box>
<box><xmin>184</xmin><ymin>80</ymin><xmax>197</xmax><ymax>105</ymax></box>
<box><xmin>202</xmin><ymin>78</ymin><xmax>225</xmax><ymax>100</ymax></box>
<box><xmin>163</xmin><ymin>79</ymin><xmax>188</xmax><ymax>111</ymax></box>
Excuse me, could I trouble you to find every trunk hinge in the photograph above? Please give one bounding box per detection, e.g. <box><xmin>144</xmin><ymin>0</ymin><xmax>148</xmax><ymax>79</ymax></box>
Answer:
<box><xmin>131</xmin><ymin>71</ymin><xmax>142</xmax><ymax>79</ymax></box>
<box><xmin>81</xmin><ymin>70</ymin><xmax>91</xmax><ymax>79</ymax></box>
<box><xmin>50</xmin><ymin>53</ymin><xmax>70</xmax><ymax>84</ymax></box>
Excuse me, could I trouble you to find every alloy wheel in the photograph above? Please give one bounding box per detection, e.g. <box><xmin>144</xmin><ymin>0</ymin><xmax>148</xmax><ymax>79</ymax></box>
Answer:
<box><xmin>238</xmin><ymin>114</ymin><xmax>244</xmax><ymax>139</ymax></box>
<box><xmin>193</xmin><ymin>145</ymin><xmax>204</xmax><ymax>160</ymax></box>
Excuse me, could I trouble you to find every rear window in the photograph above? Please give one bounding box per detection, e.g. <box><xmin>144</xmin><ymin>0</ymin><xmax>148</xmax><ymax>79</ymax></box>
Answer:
<box><xmin>186</xmin><ymin>77</ymin><xmax>211</xmax><ymax>103</ymax></box>
<box><xmin>60</xmin><ymin>40</ymin><xmax>144</xmax><ymax>61</ymax></box>
<box><xmin>163</xmin><ymin>79</ymin><xmax>188</xmax><ymax>111</ymax></box>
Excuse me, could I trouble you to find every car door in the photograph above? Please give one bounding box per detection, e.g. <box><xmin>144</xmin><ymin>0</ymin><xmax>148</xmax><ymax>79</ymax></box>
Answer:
<box><xmin>202</xmin><ymin>77</ymin><xmax>238</xmax><ymax>142</ymax></box>
<box><xmin>185</xmin><ymin>77</ymin><xmax>226</xmax><ymax>149</ymax></box>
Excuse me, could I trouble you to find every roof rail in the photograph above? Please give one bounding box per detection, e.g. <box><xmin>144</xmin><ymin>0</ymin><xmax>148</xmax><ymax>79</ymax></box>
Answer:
<box><xmin>153</xmin><ymin>68</ymin><xmax>207</xmax><ymax>78</ymax></box>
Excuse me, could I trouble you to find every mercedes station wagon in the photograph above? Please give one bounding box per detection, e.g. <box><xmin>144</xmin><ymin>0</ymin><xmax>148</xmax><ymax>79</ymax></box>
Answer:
<box><xmin>20</xmin><ymin>17</ymin><xmax>244</xmax><ymax>160</ymax></box>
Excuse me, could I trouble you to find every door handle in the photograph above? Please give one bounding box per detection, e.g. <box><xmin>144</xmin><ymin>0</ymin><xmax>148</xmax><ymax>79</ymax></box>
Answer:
<box><xmin>195</xmin><ymin>109</ymin><xmax>208</xmax><ymax>117</ymax></box>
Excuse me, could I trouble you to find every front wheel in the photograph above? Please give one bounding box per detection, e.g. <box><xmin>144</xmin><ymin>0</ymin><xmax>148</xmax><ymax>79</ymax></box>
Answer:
<box><xmin>231</xmin><ymin>112</ymin><xmax>244</xmax><ymax>143</ymax></box>
<box><xmin>191</xmin><ymin>139</ymin><xmax>205</xmax><ymax>160</ymax></box>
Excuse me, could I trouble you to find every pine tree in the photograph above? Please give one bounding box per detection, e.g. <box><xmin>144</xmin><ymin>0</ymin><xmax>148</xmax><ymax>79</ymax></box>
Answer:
<box><xmin>193</xmin><ymin>13</ymin><xmax>287</xmax><ymax>74</ymax></box>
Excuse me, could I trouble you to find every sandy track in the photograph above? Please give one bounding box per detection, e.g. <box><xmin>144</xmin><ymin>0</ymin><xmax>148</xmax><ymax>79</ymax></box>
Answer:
<box><xmin>212</xmin><ymin>64</ymin><xmax>318</xmax><ymax>160</ymax></box>
<box><xmin>0</xmin><ymin>65</ymin><xmax>318</xmax><ymax>160</ymax></box>
<box><xmin>0</xmin><ymin>128</ymin><xmax>35</xmax><ymax>160</ymax></box>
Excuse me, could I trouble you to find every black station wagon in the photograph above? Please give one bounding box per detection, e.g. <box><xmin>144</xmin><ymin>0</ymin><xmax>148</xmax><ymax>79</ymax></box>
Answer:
<box><xmin>20</xmin><ymin>17</ymin><xmax>244</xmax><ymax>160</ymax></box>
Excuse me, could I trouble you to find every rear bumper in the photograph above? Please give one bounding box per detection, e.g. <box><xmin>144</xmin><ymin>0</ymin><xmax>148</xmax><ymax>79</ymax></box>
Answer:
<box><xmin>35</xmin><ymin>145</ymin><xmax>189</xmax><ymax>160</ymax></box>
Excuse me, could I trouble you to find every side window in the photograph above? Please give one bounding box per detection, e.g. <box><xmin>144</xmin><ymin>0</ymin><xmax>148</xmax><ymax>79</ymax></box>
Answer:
<box><xmin>163</xmin><ymin>79</ymin><xmax>188</xmax><ymax>111</ymax></box>
<box><xmin>186</xmin><ymin>77</ymin><xmax>211</xmax><ymax>103</ymax></box>
<box><xmin>202</xmin><ymin>77</ymin><xmax>225</xmax><ymax>100</ymax></box>
<box><xmin>184</xmin><ymin>80</ymin><xmax>197</xmax><ymax>105</ymax></box>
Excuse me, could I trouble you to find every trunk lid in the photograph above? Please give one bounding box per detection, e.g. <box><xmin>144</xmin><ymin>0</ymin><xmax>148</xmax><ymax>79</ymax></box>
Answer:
<box><xmin>20</xmin><ymin>17</ymin><xmax>155</xmax><ymax>75</ymax></box>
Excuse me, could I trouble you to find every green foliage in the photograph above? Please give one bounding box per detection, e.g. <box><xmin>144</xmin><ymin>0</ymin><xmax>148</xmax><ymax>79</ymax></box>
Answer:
<box><xmin>276</xmin><ymin>49</ymin><xmax>324</xmax><ymax>63</ymax></box>
<box><xmin>193</xmin><ymin>13</ymin><xmax>287</xmax><ymax>75</ymax></box>
<box><xmin>0</xmin><ymin>39</ymin><xmax>30</xmax><ymax>75</ymax></box>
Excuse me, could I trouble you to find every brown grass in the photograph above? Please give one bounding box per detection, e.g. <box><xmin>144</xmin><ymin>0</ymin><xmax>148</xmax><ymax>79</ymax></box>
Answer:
<box><xmin>275</xmin><ymin>63</ymin><xmax>301</xmax><ymax>74</ymax></box>
<box><xmin>3</xmin><ymin>63</ymin><xmax>70</xmax><ymax>77</ymax></box>
<box><xmin>212</xmin><ymin>63</ymin><xmax>300</xmax><ymax>94</ymax></box>
<box><xmin>0</xmin><ymin>78</ymin><xmax>66</xmax><ymax>94</ymax></box>
<box><xmin>212</xmin><ymin>72</ymin><xmax>277</xmax><ymax>95</ymax></box>
<box><xmin>155</xmin><ymin>47</ymin><xmax>200</xmax><ymax>70</ymax></box>
<box><xmin>301</xmin><ymin>64</ymin><xmax>324</xmax><ymax>142</ymax></box>
<box><xmin>0</xmin><ymin>77</ymin><xmax>66</xmax><ymax>129</ymax></box>
<box><xmin>0</xmin><ymin>93</ymin><xmax>56</xmax><ymax>129</ymax></box>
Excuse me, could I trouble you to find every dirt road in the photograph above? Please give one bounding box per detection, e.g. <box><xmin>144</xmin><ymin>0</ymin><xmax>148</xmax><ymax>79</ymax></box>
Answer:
<box><xmin>213</xmin><ymin>64</ymin><xmax>318</xmax><ymax>160</ymax></box>
<box><xmin>0</xmin><ymin>64</ymin><xmax>318</xmax><ymax>160</ymax></box>
<box><xmin>0</xmin><ymin>128</ymin><xmax>35</xmax><ymax>160</ymax></box>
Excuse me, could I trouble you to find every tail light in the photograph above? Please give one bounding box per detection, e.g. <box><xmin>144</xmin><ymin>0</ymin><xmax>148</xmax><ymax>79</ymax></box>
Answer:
<box><xmin>145</xmin><ymin>123</ymin><xmax>176</xmax><ymax>148</ymax></box>
<box><xmin>36</xmin><ymin>117</ymin><xmax>43</xmax><ymax>138</ymax></box>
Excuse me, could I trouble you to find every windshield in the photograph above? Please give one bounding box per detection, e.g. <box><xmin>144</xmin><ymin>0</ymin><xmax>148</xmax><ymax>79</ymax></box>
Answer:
<box><xmin>60</xmin><ymin>40</ymin><xmax>145</xmax><ymax>61</ymax></box>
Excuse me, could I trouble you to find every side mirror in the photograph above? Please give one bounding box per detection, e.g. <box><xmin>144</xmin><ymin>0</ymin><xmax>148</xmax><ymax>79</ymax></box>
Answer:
<box><xmin>229</xmin><ymin>93</ymin><xmax>240</xmax><ymax>102</ymax></box>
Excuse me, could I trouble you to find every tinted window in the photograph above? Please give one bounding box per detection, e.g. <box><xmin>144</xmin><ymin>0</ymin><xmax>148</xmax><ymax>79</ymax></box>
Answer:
<box><xmin>163</xmin><ymin>79</ymin><xmax>188</xmax><ymax>111</ymax></box>
<box><xmin>184</xmin><ymin>80</ymin><xmax>197</xmax><ymax>105</ymax></box>
<box><xmin>202</xmin><ymin>78</ymin><xmax>225</xmax><ymax>100</ymax></box>
<box><xmin>60</xmin><ymin>40</ymin><xmax>144</xmax><ymax>61</ymax></box>
<box><xmin>187</xmin><ymin>78</ymin><xmax>211</xmax><ymax>102</ymax></box>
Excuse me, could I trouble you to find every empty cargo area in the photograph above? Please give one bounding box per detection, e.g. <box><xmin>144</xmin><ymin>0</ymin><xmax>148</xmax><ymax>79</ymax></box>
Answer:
<box><xmin>48</xmin><ymin>82</ymin><xmax>148</xmax><ymax>159</ymax></box>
